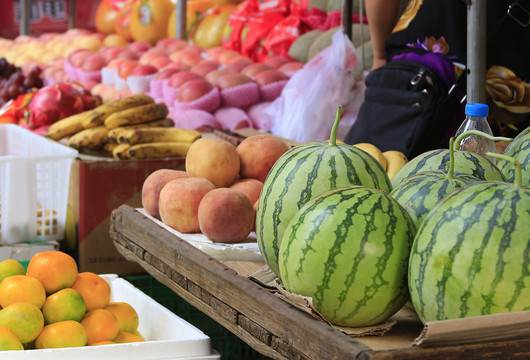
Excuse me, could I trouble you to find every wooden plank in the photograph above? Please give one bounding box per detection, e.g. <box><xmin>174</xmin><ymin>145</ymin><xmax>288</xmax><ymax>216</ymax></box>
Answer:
<box><xmin>111</xmin><ymin>205</ymin><xmax>369</xmax><ymax>359</ymax></box>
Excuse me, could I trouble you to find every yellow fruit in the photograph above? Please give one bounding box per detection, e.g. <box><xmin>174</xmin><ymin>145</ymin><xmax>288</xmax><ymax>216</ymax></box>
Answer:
<box><xmin>0</xmin><ymin>326</ymin><xmax>24</xmax><ymax>351</ymax></box>
<box><xmin>114</xmin><ymin>331</ymin><xmax>145</xmax><ymax>343</ymax></box>
<box><xmin>72</xmin><ymin>272</ymin><xmax>111</xmax><ymax>312</ymax></box>
<box><xmin>81</xmin><ymin>308</ymin><xmax>120</xmax><ymax>345</ymax></box>
<box><xmin>383</xmin><ymin>150</ymin><xmax>408</xmax><ymax>181</ymax></box>
<box><xmin>192</xmin><ymin>4</ymin><xmax>236</xmax><ymax>49</ymax></box>
<box><xmin>105</xmin><ymin>302</ymin><xmax>139</xmax><ymax>333</ymax></box>
<box><xmin>0</xmin><ymin>259</ymin><xmax>26</xmax><ymax>283</ymax></box>
<box><xmin>0</xmin><ymin>302</ymin><xmax>44</xmax><ymax>344</ymax></box>
<box><xmin>42</xmin><ymin>288</ymin><xmax>87</xmax><ymax>324</ymax></box>
<box><xmin>35</xmin><ymin>320</ymin><xmax>87</xmax><ymax>349</ymax></box>
<box><xmin>26</xmin><ymin>251</ymin><xmax>78</xmax><ymax>295</ymax></box>
<box><xmin>353</xmin><ymin>143</ymin><xmax>387</xmax><ymax>171</ymax></box>
<box><xmin>0</xmin><ymin>275</ymin><xmax>46</xmax><ymax>309</ymax></box>
<box><xmin>129</xmin><ymin>0</ymin><xmax>176</xmax><ymax>44</ymax></box>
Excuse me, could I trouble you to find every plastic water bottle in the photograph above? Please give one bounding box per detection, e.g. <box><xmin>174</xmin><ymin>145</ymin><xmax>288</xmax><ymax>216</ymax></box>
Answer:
<box><xmin>455</xmin><ymin>103</ymin><xmax>496</xmax><ymax>158</ymax></box>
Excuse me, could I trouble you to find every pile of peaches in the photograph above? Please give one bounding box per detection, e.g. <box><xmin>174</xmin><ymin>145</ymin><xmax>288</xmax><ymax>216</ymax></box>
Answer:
<box><xmin>142</xmin><ymin>133</ymin><xmax>290</xmax><ymax>243</ymax></box>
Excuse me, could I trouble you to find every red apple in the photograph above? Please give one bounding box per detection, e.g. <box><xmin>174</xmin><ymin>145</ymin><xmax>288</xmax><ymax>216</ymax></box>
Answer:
<box><xmin>68</xmin><ymin>49</ymin><xmax>92</xmax><ymax>67</ymax></box>
<box><xmin>130</xmin><ymin>64</ymin><xmax>158</xmax><ymax>76</ymax></box>
<box><xmin>81</xmin><ymin>54</ymin><xmax>107</xmax><ymax>72</ymax></box>
<box><xmin>190</xmin><ymin>60</ymin><xmax>220</xmax><ymax>77</ymax></box>
<box><xmin>177</xmin><ymin>79</ymin><xmax>214</xmax><ymax>102</ymax></box>
<box><xmin>254</xmin><ymin>69</ymin><xmax>289</xmax><ymax>86</ymax></box>
<box><xmin>241</xmin><ymin>63</ymin><xmax>274</xmax><ymax>79</ymax></box>
<box><xmin>215</xmin><ymin>72</ymin><xmax>253</xmax><ymax>90</ymax></box>
<box><xmin>168</xmin><ymin>71</ymin><xmax>202</xmax><ymax>88</ymax></box>
<box><xmin>154</xmin><ymin>67</ymin><xmax>180</xmax><ymax>80</ymax></box>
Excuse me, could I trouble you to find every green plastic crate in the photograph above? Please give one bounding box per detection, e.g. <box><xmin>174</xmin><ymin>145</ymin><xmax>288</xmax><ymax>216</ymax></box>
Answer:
<box><xmin>122</xmin><ymin>274</ymin><xmax>271</xmax><ymax>360</ymax></box>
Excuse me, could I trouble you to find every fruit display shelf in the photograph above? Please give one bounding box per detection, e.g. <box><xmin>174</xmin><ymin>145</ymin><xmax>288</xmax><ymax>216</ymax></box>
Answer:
<box><xmin>109</xmin><ymin>205</ymin><xmax>530</xmax><ymax>360</ymax></box>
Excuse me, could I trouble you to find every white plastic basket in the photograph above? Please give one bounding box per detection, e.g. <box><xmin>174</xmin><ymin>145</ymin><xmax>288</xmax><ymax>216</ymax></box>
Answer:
<box><xmin>0</xmin><ymin>124</ymin><xmax>78</xmax><ymax>244</ymax></box>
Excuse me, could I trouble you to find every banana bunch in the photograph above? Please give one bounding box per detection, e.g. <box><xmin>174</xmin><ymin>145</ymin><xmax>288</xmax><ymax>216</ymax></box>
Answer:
<box><xmin>352</xmin><ymin>143</ymin><xmax>408</xmax><ymax>180</ymax></box>
<box><xmin>45</xmin><ymin>95</ymin><xmax>201</xmax><ymax>160</ymax></box>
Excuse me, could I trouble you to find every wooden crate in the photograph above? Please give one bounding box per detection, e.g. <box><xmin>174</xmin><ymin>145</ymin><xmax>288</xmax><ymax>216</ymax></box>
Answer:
<box><xmin>109</xmin><ymin>205</ymin><xmax>530</xmax><ymax>360</ymax></box>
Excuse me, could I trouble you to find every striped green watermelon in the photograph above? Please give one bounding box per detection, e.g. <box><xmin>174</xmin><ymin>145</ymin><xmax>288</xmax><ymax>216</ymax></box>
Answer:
<box><xmin>408</xmin><ymin>175</ymin><xmax>530</xmax><ymax>322</ymax></box>
<box><xmin>257</xmin><ymin>109</ymin><xmax>392</xmax><ymax>276</ymax></box>
<box><xmin>278</xmin><ymin>186</ymin><xmax>416</xmax><ymax>327</ymax></box>
<box><xmin>497</xmin><ymin>126</ymin><xmax>530</xmax><ymax>187</ymax></box>
<box><xmin>390</xmin><ymin>138</ymin><xmax>482</xmax><ymax>227</ymax></box>
<box><xmin>391</xmin><ymin>149</ymin><xmax>505</xmax><ymax>188</ymax></box>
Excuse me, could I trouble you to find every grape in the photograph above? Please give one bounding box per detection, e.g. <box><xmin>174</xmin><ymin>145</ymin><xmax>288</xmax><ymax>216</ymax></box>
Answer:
<box><xmin>7</xmin><ymin>83</ymin><xmax>19</xmax><ymax>99</ymax></box>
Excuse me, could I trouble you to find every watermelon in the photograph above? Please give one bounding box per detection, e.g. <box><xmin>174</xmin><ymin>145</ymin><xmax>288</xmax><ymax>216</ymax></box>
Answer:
<box><xmin>408</xmin><ymin>160</ymin><xmax>530</xmax><ymax>322</ymax></box>
<box><xmin>497</xmin><ymin>126</ymin><xmax>530</xmax><ymax>187</ymax></box>
<box><xmin>257</xmin><ymin>108</ymin><xmax>392</xmax><ymax>276</ymax></box>
<box><xmin>391</xmin><ymin>149</ymin><xmax>505</xmax><ymax>188</ymax></box>
<box><xmin>278</xmin><ymin>186</ymin><xmax>416</xmax><ymax>327</ymax></box>
<box><xmin>390</xmin><ymin>137</ymin><xmax>482</xmax><ymax>226</ymax></box>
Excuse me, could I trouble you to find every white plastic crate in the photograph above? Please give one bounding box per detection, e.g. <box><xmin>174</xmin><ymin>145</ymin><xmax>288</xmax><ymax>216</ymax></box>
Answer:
<box><xmin>0</xmin><ymin>124</ymin><xmax>78</xmax><ymax>244</ymax></box>
<box><xmin>0</xmin><ymin>274</ymin><xmax>219</xmax><ymax>360</ymax></box>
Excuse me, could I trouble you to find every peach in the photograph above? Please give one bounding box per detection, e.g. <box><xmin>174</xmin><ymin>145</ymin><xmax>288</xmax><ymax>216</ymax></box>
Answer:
<box><xmin>151</xmin><ymin>56</ymin><xmax>172</xmax><ymax>69</ymax></box>
<box><xmin>254</xmin><ymin>69</ymin><xmax>288</xmax><ymax>86</ymax></box>
<box><xmin>278</xmin><ymin>61</ymin><xmax>304</xmax><ymax>74</ymax></box>
<box><xmin>236</xmin><ymin>134</ymin><xmax>290</xmax><ymax>182</ymax></box>
<box><xmin>154</xmin><ymin>68</ymin><xmax>180</xmax><ymax>80</ymax></box>
<box><xmin>217</xmin><ymin>50</ymin><xmax>241</xmax><ymax>65</ymax></box>
<box><xmin>198</xmin><ymin>188</ymin><xmax>254</xmax><ymax>243</ymax></box>
<box><xmin>169</xmin><ymin>50</ymin><xmax>202</xmax><ymax>67</ymax></box>
<box><xmin>241</xmin><ymin>63</ymin><xmax>274</xmax><ymax>79</ymax></box>
<box><xmin>177</xmin><ymin>79</ymin><xmax>213</xmax><ymax>102</ymax></box>
<box><xmin>225</xmin><ymin>56</ymin><xmax>253</xmax><ymax>73</ymax></box>
<box><xmin>185</xmin><ymin>138</ymin><xmax>240</xmax><ymax>188</ymax></box>
<box><xmin>81</xmin><ymin>54</ymin><xmax>107</xmax><ymax>72</ymax></box>
<box><xmin>215</xmin><ymin>73</ymin><xmax>253</xmax><ymax>90</ymax></box>
<box><xmin>142</xmin><ymin>169</ymin><xmax>188</xmax><ymax>219</ymax></box>
<box><xmin>118</xmin><ymin>61</ymin><xmax>139</xmax><ymax>79</ymax></box>
<box><xmin>156</xmin><ymin>37</ymin><xmax>188</xmax><ymax>51</ymax></box>
<box><xmin>263</xmin><ymin>55</ymin><xmax>290</xmax><ymax>69</ymax></box>
<box><xmin>129</xmin><ymin>41</ymin><xmax>152</xmax><ymax>54</ymax></box>
<box><xmin>159</xmin><ymin>177</ymin><xmax>215</xmax><ymax>233</ymax></box>
<box><xmin>204</xmin><ymin>47</ymin><xmax>225</xmax><ymax>61</ymax></box>
<box><xmin>130</xmin><ymin>64</ymin><xmax>158</xmax><ymax>76</ymax></box>
<box><xmin>139</xmin><ymin>50</ymin><xmax>166</xmax><ymax>65</ymax></box>
<box><xmin>204</xmin><ymin>68</ymin><xmax>231</xmax><ymax>85</ymax></box>
<box><xmin>99</xmin><ymin>46</ymin><xmax>126</xmax><ymax>62</ymax></box>
<box><xmin>229</xmin><ymin>178</ymin><xmax>263</xmax><ymax>205</ymax></box>
<box><xmin>168</xmin><ymin>71</ymin><xmax>202</xmax><ymax>88</ymax></box>
<box><xmin>190</xmin><ymin>60</ymin><xmax>220</xmax><ymax>77</ymax></box>
<box><xmin>116</xmin><ymin>49</ymin><xmax>139</xmax><ymax>60</ymax></box>
<box><xmin>68</xmin><ymin>49</ymin><xmax>92</xmax><ymax>67</ymax></box>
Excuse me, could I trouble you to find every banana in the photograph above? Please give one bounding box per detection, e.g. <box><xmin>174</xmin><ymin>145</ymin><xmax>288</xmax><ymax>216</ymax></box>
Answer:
<box><xmin>106</xmin><ymin>118</ymin><xmax>175</xmax><ymax>142</ymax></box>
<box><xmin>45</xmin><ymin>110</ymin><xmax>92</xmax><ymax>141</ymax></box>
<box><xmin>104</xmin><ymin>103</ymin><xmax>169</xmax><ymax>129</ymax></box>
<box><xmin>353</xmin><ymin>143</ymin><xmax>387</xmax><ymax>171</ymax></box>
<box><xmin>112</xmin><ymin>144</ymin><xmax>131</xmax><ymax>160</ymax></box>
<box><xmin>102</xmin><ymin>142</ymin><xmax>119</xmax><ymax>157</ymax></box>
<box><xmin>67</xmin><ymin>126</ymin><xmax>109</xmax><ymax>150</ymax></box>
<box><xmin>383</xmin><ymin>150</ymin><xmax>408</xmax><ymax>180</ymax></box>
<box><xmin>81</xmin><ymin>94</ymin><xmax>155</xmax><ymax>129</ymax></box>
<box><xmin>127</xmin><ymin>142</ymin><xmax>191</xmax><ymax>159</ymax></box>
<box><xmin>117</xmin><ymin>127</ymin><xmax>201</xmax><ymax>145</ymax></box>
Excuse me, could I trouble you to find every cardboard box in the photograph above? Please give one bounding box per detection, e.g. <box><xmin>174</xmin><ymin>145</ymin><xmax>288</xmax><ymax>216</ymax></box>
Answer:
<box><xmin>0</xmin><ymin>241</ymin><xmax>59</xmax><ymax>268</ymax></box>
<box><xmin>0</xmin><ymin>274</ymin><xmax>220</xmax><ymax>359</ymax></box>
<box><xmin>65</xmin><ymin>156</ymin><xmax>185</xmax><ymax>275</ymax></box>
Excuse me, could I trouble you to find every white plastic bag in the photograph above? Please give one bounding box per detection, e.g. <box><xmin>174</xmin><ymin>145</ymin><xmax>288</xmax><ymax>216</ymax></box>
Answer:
<box><xmin>266</xmin><ymin>29</ymin><xmax>362</xmax><ymax>143</ymax></box>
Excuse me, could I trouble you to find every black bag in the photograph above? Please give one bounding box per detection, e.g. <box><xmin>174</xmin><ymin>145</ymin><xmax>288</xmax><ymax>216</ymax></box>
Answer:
<box><xmin>344</xmin><ymin>58</ymin><xmax>459</xmax><ymax>159</ymax></box>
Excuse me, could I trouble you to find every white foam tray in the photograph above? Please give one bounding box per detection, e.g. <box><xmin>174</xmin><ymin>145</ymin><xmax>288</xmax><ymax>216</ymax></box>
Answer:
<box><xmin>0</xmin><ymin>274</ymin><xmax>219</xmax><ymax>360</ymax></box>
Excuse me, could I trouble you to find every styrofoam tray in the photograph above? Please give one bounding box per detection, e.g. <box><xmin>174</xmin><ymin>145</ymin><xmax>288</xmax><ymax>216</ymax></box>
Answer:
<box><xmin>138</xmin><ymin>208</ymin><xmax>263</xmax><ymax>262</ymax></box>
<box><xmin>0</xmin><ymin>274</ymin><xmax>219</xmax><ymax>360</ymax></box>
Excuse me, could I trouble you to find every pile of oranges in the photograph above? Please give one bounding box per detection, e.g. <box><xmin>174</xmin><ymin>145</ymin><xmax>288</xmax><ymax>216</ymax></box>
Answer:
<box><xmin>0</xmin><ymin>251</ymin><xmax>143</xmax><ymax>350</ymax></box>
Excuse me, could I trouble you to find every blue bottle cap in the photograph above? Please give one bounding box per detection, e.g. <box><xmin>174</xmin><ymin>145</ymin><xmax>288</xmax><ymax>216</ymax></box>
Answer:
<box><xmin>465</xmin><ymin>103</ymin><xmax>489</xmax><ymax>117</ymax></box>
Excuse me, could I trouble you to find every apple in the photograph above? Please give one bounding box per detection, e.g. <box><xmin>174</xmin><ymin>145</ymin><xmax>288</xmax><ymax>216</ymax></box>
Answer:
<box><xmin>151</xmin><ymin>56</ymin><xmax>172</xmax><ymax>69</ymax></box>
<box><xmin>129</xmin><ymin>41</ymin><xmax>152</xmax><ymax>53</ymax></box>
<box><xmin>263</xmin><ymin>55</ymin><xmax>290</xmax><ymax>69</ymax></box>
<box><xmin>190</xmin><ymin>60</ymin><xmax>220</xmax><ymax>77</ymax></box>
<box><xmin>204</xmin><ymin>68</ymin><xmax>231</xmax><ymax>85</ymax></box>
<box><xmin>68</xmin><ymin>49</ymin><xmax>92</xmax><ymax>67</ymax></box>
<box><xmin>130</xmin><ymin>64</ymin><xmax>158</xmax><ymax>76</ymax></box>
<box><xmin>168</xmin><ymin>71</ymin><xmax>202</xmax><ymax>88</ymax></box>
<box><xmin>154</xmin><ymin>67</ymin><xmax>180</xmax><ymax>80</ymax></box>
<box><xmin>118</xmin><ymin>60</ymin><xmax>139</xmax><ymax>79</ymax></box>
<box><xmin>241</xmin><ymin>63</ymin><xmax>274</xmax><ymax>79</ymax></box>
<box><xmin>254</xmin><ymin>69</ymin><xmax>289</xmax><ymax>86</ymax></box>
<box><xmin>215</xmin><ymin>72</ymin><xmax>253</xmax><ymax>90</ymax></box>
<box><xmin>81</xmin><ymin>54</ymin><xmax>107</xmax><ymax>72</ymax></box>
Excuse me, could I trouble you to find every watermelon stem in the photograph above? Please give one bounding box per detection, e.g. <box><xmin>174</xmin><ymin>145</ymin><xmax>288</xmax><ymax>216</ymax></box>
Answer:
<box><xmin>328</xmin><ymin>106</ymin><xmax>341</xmax><ymax>147</ymax></box>
<box><xmin>455</xmin><ymin>131</ymin><xmax>512</xmax><ymax>151</ymax></box>
<box><xmin>447</xmin><ymin>137</ymin><xmax>456</xmax><ymax>179</ymax></box>
<box><xmin>485</xmin><ymin>152</ymin><xmax>523</xmax><ymax>188</ymax></box>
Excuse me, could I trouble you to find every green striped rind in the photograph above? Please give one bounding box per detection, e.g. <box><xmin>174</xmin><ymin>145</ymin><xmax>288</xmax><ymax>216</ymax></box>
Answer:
<box><xmin>278</xmin><ymin>186</ymin><xmax>416</xmax><ymax>327</ymax></box>
<box><xmin>408</xmin><ymin>182</ymin><xmax>530</xmax><ymax>323</ymax></box>
<box><xmin>498</xmin><ymin>127</ymin><xmax>530</xmax><ymax>187</ymax></box>
<box><xmin>390</xmin><ymin>170</ymin><xmax>481</xmax><ymax>227</ymax></box>
<box><xmin>256</xmin><ymin>142</ymin><xmax>392</xmax><ymax>276</ymax></box>
<box><xmin>391</xmin><ymin>149</ymin><xmax>505</xmax><ymax>188</ymax></box>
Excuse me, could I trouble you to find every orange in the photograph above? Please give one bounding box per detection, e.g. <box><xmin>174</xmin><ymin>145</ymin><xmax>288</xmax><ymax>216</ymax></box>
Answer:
<box><xmin>72</xmin><ymin>272</ymin><xmax>111</xmax><ymax>311</ymax></box>
<box><xmin>114</xmin><ymin>331</ymin><xmax>144</xmax><ymax>343</ymax></box>
<box><xmin>26</xmin><ymin>251</ymin><xmax>78</xmax><ymax>294</ymax></box>
<box><xmin>81</xmin><ymin>308</ymin><xmax>120</xmax><ymax>345</ymax></box>
<box><xmin>0</xmin><ymin>259</ymin><xmax>26</xmax><ymax>283</ymax></box>
<box><xmin>0</xmin><ymin>325</ymin><xmax>24</xmax><ymax>350</ymax></box>
<box><xmin>89</xmin><ymin>340</ymin><xmax>116</xmax><ymax>346</ymax></box>
<box><xmin>42</xmin><ymin>288</ymin><xmax>87</xmax><ymax>324</ymax></box>
<box><xmin>35</xmin><ymin>320</ymin><xmax>87</xmax><ymax>349</ymax></box>
<box><xmin>105</xmin><ymin>302</ymin><xmax>139</xmax><ymax>333</ymax></box>
<box><xmin>0</xmin><ymin>302</ymin><xmax>44</xmax><ymax>344</ymax></box>
<box><xmin>0</xmin><ymin>275</ymin><xmax>46</xmax><ymax>309</ymax></box>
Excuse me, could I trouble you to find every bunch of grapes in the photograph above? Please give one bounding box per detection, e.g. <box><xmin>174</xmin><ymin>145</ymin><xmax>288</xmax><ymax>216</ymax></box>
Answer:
<box><xmin>0</xmin><ymin>58</ymin><xmax>44</xmax><ymax>107</ymax></box>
